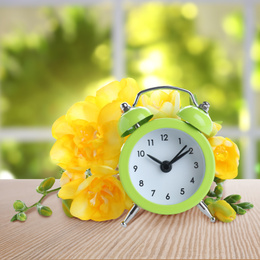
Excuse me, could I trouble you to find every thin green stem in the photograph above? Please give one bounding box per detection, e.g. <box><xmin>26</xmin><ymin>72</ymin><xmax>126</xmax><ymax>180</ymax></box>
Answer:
<box><xmin>46</xmin><ymin>187</ymin><xmax>61</xmax><ymax>194</ymax></box>
<box><xmin>25</xmin><ymin>187</ymin><xmax>61</xmax><ymax>212</ymax></box>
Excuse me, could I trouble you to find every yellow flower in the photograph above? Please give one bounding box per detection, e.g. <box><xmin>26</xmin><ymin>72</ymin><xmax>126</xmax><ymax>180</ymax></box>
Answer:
<box><xmin>208</xmin><ymin>136</ymin><xmax>240</xmax><ymax>180</ymax></box>
<box><xmin>208</xmin><ymin>200</ymin><xmax>236</xmax><ymax>223</ymax></box>
<box><xmin>50</xmin><ymin>78</ymin><xmax>142</xmax><ymax>173</ymax></box>
<box><xmin>141</xmin><ymin>89</ymin><xmax>181</xmax><ymax>119</ymax></box>
<box><xmin>58</xmin><ymin>165</ymin><xmax>132</xmax><ymax>221</ymax></box>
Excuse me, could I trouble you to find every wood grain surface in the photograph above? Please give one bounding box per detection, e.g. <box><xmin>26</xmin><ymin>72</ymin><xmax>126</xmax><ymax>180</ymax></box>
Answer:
<box><xmin>0</xmin><ymin>179</ymin><xmax>259</xmax><ymax>259</ymax></box>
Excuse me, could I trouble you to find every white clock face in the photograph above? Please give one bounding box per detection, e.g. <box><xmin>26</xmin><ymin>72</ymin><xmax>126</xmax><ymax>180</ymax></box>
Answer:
<box><xmin>128</xmin><ymin>128</ymin><xmax>206</xmax><ymax>205</ymax></box>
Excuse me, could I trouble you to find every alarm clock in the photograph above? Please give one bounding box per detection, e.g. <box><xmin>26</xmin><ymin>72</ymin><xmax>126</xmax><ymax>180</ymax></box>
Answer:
<box><xmin>118</xmin><ymin>86</ymin><xmax>216</xmax><ymax>227</ymax></box>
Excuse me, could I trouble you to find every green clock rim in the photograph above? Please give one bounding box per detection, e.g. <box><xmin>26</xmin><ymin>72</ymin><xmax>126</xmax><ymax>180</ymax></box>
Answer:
<box><xmin>119</xmin><ymin>118</ymin><xmax>215</xmax><ymax>215</ymax></box>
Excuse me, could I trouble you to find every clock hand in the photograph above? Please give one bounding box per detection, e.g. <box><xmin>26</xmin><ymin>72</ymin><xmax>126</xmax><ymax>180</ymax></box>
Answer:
<box><xmin>170</xmin><ymin>148</ymin><xmax>192</xmax><ymax>164</ymax></box>
<box><xmin>147</xmin><ymin>154</ymin><xmax>163</xmax><ymax>165</ymax></box>
<box><xmin>169</xmin><ymin>145</ymin><xmax>187</xmax><ymax>165</ymax></box>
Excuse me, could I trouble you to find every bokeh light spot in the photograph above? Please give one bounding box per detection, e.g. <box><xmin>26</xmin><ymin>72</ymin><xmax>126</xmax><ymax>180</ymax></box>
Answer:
<box><xmin>181</xmin><ymin>3</ymin><xmax>198</xmax><ymax>20</ymax></box>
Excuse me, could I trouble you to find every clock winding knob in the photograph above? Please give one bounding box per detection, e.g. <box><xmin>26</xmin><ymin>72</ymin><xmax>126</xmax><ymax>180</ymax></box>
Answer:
<box><xmin>120</xmin><ymin>102</ymin><xmax>131</xmax><ymax>113</ymax></box>
<box><xmin>199</xmin><ymin>101</ymin><xmax>210</xmax><ymax>113</ymax></box>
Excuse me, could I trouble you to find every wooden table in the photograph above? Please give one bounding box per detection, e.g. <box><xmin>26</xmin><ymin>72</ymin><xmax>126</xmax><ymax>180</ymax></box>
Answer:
<box><xmin>0</xmin><ymin>179</ymin><xmax>259</xmax><ymax>259</ymax></box>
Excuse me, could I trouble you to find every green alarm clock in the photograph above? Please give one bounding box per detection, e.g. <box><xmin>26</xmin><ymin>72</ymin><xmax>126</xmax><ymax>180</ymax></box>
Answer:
<box><xmin>118</xmin><ymin>86</ymin><xmax>216</xmax><ymax>227</ymax></box>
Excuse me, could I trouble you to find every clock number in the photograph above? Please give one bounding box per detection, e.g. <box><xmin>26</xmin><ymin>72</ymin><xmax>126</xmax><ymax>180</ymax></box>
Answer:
<box><xmin>194</xmin><ymin>162</ymin><xmax>199</xmax><ymax>168</ymax></box>
<box><xmin>137</xmin><ymin>150</ymin><xmax>145</xmax><ymax>157</ymax></box>
<box><xmin>161</xmin><ymin>134</ymin><xmax>168</xmax><ymax>141</ymax></box>
<box><xmin>180</xmin><ymin>188</ymin><xmax>185</xmax><ymax>195</ymax></box>
<box><xmin>166</xmin><ymin>193</ymin><xmax>170</xmax><ymax>200</ymax></box>
<box><xmin>139</xmin><ymin>180</ymin><xmax>144</xmax><ymax>187</ymax></box>
<box><xmin>133</xmin><ymin>165</ymin><xmax>138</xmax><ymax>172</ymax></box>
<box><xmin>178</xmin><ymin>138</ymin><xmax>181</xmax><ymax>144</ymax></box>
<box><xmin>147</xmin><ymin>139</ymin><xmax>154</xmax><ymax>146</ymax></box>
<box><xmin>151</xmin><ymin>190</ymin><xmax>156</xmax><ymax>196</ymax></box>
<box><xmin>190</xmin><ymin>177</ymin><xmax>195</xmax><ymax>183</ymax></box>
<box><xmin>189</xmin><ymin>148</ymin><xmax>194</xmax><ymax>154</ymax></box>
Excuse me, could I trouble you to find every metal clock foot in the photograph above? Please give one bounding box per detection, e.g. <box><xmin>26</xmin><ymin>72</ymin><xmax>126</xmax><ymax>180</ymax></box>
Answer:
<box><xmin>197</xmin><ymin>200</ymin><xmax>216</xmax><ymax>223</ymax></box>
<box><xmin>121</xmin><ymin>204</ymin><xmax>140</xmax><ymax>228</ymax></box>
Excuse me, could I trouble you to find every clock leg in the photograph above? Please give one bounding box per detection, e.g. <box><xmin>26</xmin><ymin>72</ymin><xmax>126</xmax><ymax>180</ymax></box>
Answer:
<box><xmin>121</xmin><ymin>204</ymin><xmax>140</xmax><ymax>228</ymax></box>
<box><xmin>197</xmin><ymin>201</ymin><xmax>216</xmax><ymax>223</ymax></box>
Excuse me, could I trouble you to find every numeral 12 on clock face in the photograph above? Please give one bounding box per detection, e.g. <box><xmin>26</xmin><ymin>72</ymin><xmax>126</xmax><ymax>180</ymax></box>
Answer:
<box><xmin>128</xmin><ymin>128</ymin><xmax>206</xmax><ymax>206</ymax></box>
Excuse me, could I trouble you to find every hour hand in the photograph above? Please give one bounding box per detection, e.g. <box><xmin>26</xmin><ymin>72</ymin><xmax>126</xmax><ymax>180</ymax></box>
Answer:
<box><xmin>147</xmin><ymin>154</ymin><xmax>163</xmax><ymax>165</ymax></box>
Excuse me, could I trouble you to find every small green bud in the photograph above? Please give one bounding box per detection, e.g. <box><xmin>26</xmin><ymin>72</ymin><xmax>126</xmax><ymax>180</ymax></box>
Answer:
<box><xmin>13</xmin><ymin>200</ymin><xmax>27</xmax><ymax>211</ymax></box>
<box><xmin>204</xmin><ymin>197</ymin><xmax>216</xmax><ymax>205</ymax></box>
<box><xmin>214</xmin><ymin>177</ymin><xmax>225</xmax><ymax>184</ymax></box>
<box><xmin>214</xmin><ymin>185</ymin><xmax>223</xmax><ymax>198</ymax></box>
<box><xmin>224</xmin><ymin>194</ymin><xmax>241</xmax><ymax>204</ymax></box>
<box><xmin>236</xmin><ymin>202</ymin><xmax>254</xmax><ymax>210</ymax></box>
<box><xmin>37</xmin><ymin>177</ymin><xmax>55</xmax><ymax>193</ymax></box>
<box><xmin>208</xmin><ymin>200</ymin><xmax>236</xmax><ymax>223</ymax></box>
<box><xmin>230</xmin><ymin>204</ymin><xmax>247</xmax><ymax>215</ymax></box>
<box><xmin>207</xmin><ymin>190</ymin><xmax>216</xmax><ymax>197</ymax></box>
<box><xmin>17</xmin><ymin>212</ymin><xmax>27</xmax><ymax>221</ymax></box>
<box><xmin>37</xmin><ymin>204</ymin><xmax>52</xmax><ymax>217</ymax></box>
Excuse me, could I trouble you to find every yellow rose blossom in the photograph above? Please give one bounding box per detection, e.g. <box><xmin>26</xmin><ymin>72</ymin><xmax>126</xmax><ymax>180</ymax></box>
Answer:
<box><xmin>58</xmin><ymin>166</ymin><xmax>133</xmax><ymax>221</ymax></box>
<box><xmin>141</xmin><ymin>89</ymin><xmax>181</xmax><ymax>119</ymax></box>
<box><xmin>208</xmin><ymin>136</ymin><xmax>240</xmax><ymax>180</ymax></box>
<box><xmin>208</xmin><ymin>200</ymin><xmax>236</xmax><ymax>223</ymax></box>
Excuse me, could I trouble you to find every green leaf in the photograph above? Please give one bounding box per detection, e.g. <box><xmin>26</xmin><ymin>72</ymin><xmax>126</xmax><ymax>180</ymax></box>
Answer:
<box><xmin>10</xmin><ymin>214</ymin><xmax>18</xmax><ymax>222</ymax></box>
<box><xmin>62</xmin><ymin>199</ymin><xmax>73</xmax><ymax>218</ymax></box>
<box><xmin>17</xmin><ymin>212</ymin><xmax>27</xmax><ymax>221</ymax></box>
<box><xmin>236</xmin><ymin>202</ymin><xmax>254</xmax><ymax>210</ymax></box>
<box><xmin>224</xmin><ymin>194</ymin><xmax>241</xmax><ymax>204</ymax></box>
<box><xmin>37</xmin><ymin>204</ymin><xmax>52</xmax><ymax>217</ymax></box>
<box><xmin>13</xmin><ymin>200</ymin><xmax>27</xmax><ymax>211</ymax></box>
<box><xmin>59</xmin><ymin>168</ymin><xmax>66</xmax><ymax>176</ymax></box>
<box><xmin>37</xmin><ymin>177</ymin><xmax>55</xmax><ymax>193</ymax></box>
<box><xmin>230</xmin><ymin>204</ymin><xmax>247</xmax><ymax>215</ymax></box>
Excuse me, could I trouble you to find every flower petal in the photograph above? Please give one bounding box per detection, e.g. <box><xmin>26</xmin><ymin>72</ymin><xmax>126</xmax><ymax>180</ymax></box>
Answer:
<box><xmin>58</xmin><ymin>178</ymin><xmax>84</xmax><ymax>199</ymax></box>
<box><xmin>97</xmin><ymin>101</ymin><xmax>122</xmax><ymax>127</ymax></box>
<box><xmin>70</xmin><ymin>191</ymin><xmax>94</xmax><ymax>220</ymax></box>
<box><xmin>96</xmin><ymin>80</ymin><xmax>121</xmax><ymax>105</ymax></box>
<box><xmin>52</xmin><ymin>115</ymin><xmax>74</xmax><ymax>139</ymax></box>
<box><xmin>91</xmin><ymin>165</ymin><xmax>118</xmax><ymax>177</ymax></box>
<box><xmin>208</xmin><ymin>136</ymin><xmax>225</xmax><ymax>147</ymax></box>
<box><xmin>50</xmin><ymin>135</ymin><xmax>76</xmax><ymax>166</ymax></box>
<box><xmin>67</xmin><ymin>101</ymin><xmax>99</xmax><ymax>123</ymax></box>
<box><xmin>99</xmin><ymin>120</ymin><xmax>124</xmax><ymax>159</ymax></box>
<box><xmin>118</xmin><ymin>78</ymin><xmax>142</xmax><ymax>105</ymax></box>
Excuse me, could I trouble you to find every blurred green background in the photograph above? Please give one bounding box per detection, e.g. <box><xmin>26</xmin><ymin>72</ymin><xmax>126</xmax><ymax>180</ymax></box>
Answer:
<box><xmin>0</xmin><ymin>3</ymin><xmax>259</xmax><ymax>179</ymax></box>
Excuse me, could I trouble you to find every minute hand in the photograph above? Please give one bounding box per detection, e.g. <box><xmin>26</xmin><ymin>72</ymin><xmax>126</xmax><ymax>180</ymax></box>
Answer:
<box><xmin>169</xmin><ymin>146</ymin><xmax>191</xmax><ymax>165</ymax></box>
<box><xmin>169</xmin><ymin>145</ymin><xmax>187</xmax><ymax>165</ymax></box>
